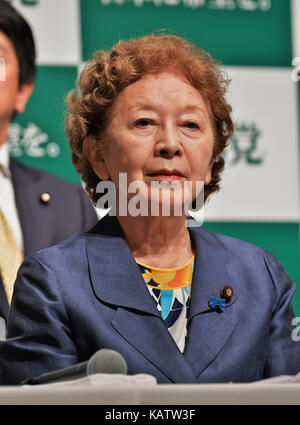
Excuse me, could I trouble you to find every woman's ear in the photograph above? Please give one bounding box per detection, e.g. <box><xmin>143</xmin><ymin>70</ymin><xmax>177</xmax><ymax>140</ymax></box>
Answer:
<box><xmin>204</xmin><ymin>157</ymin><xmax>214</xmax><ymax>186</ymax></box>
<box><xmin>83</xmin><ymin>135</ymin><xmax>110</xmax><ymax>180</ymax></box>
<box><xmin>14</xmin><ymin>82</ymin><xmax>34</xmax><ymax>114</ymax></box>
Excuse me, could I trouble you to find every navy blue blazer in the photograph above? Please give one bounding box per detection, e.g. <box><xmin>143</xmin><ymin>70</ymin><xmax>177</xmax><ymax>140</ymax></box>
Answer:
<box><xmin>0</xmin><ymin>158</ymin><xmax>98</xmax><ymax>321</ymax></box>
<box><xmin>0</xmin><ymin>215</ymin><xmax>299</xmax><ymax>385</ymax></box>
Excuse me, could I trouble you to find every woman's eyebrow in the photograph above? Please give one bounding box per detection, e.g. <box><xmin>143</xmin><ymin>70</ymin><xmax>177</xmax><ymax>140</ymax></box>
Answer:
<box><xmin>126</xmin><ymin>103</ymin><xmax>207</xmax><ymax>114</ymax></box>
<box><xmin>181</xmin><ymin>105</ymin><xmax>207</xmax><ymax>115</ymax></box>
<box><xmin>126</xmin><ymin>104</ymin><xmax>157</xmax><ymax>113</ymax></box>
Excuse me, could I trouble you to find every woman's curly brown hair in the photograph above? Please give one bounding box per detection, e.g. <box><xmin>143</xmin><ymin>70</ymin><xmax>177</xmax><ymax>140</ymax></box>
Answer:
<box><xmin>65</xmin><ymin>34</ymin><xmax>234</xmax><ymax>205</ymax></box>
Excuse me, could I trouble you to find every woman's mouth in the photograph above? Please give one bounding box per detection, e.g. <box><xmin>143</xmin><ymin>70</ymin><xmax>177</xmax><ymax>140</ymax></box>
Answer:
<box><xmin>147</xmin><ymin>169</ymin><xmax>185</xmax><ymax>181</ymax></box>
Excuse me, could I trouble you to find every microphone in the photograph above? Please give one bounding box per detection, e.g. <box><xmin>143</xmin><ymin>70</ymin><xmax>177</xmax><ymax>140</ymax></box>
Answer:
<box><xmin>20</xmin><ymin>348</ymin><xmax>128</xmax><ymax>385</ymax></box>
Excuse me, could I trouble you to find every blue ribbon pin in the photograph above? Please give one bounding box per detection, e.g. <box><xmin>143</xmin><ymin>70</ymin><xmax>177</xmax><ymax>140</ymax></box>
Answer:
<box><xmin>209</xmin><ymin>297</ymin><xmax>226</xmax><ymax>310</ymax></box>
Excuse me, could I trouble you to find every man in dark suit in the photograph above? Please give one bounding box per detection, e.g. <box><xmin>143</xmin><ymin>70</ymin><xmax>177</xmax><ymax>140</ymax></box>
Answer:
<box><xmin>0</xmin><ymin>0</ymin><xmax>97</xmax><ymax>326</ymax></box>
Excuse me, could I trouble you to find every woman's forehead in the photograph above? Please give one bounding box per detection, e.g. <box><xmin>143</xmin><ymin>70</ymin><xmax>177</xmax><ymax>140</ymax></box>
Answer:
<box><xmin>112</xmin><ymin>72</ymin><xmax>209</xmax><ymax>115</ymax></box>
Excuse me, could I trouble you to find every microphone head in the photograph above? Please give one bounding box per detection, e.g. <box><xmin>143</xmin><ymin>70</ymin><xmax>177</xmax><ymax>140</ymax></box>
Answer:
<box><xmin>87</xmin><ymin>349</ymin><xmax>128</xmax><ymax>376</ymax></box>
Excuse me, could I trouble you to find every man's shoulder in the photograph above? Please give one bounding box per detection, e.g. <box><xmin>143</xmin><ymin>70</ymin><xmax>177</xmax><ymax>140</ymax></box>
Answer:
<box><xmin>10</xmin><ymin>158</ymin><xmax>81</xmax><ymax>191</ymax></box>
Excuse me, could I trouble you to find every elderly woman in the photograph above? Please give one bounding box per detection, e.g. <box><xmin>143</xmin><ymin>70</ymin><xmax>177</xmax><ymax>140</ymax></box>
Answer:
<box><xmin>0</xmin><ymin>35</ymin><xmax>300</xmax><ymax>385</ymax></box>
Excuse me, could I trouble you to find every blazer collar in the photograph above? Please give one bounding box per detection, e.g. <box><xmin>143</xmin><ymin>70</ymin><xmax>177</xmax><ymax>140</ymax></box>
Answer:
<box><xmin>86</xmin><ymin>215</ymin><xmax>159</xmax><ymax>317</ymax></box>
<box><xmin>184</xmin><ymin>224</ymin><xmax>239</xmax><ymax>378</ymax></box>
<box><xmin>86</xmin><ymin>215</ymin><xmax>237</xmax><ymax>315</ymax></box>
<box><xmin>86</xmin><ymin>216</ymin><xmax>199</xmax><ymax>382</ymax></box>
<box><xmin>188</xmin><ymin>224</ymin><xmax>238</xmax><ymax>317</ymax></box>
<box><xmin>0</xmin><ymin>274</ymin><xmax>9</xmax><ymax>321</ymax></box>
<box><xmin>86</xmin><ymin>215</ymin><xmax>238</xmax><ymax>382</ymax></box>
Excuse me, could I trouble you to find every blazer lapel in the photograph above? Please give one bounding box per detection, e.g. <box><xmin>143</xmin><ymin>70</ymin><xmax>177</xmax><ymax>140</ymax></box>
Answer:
<box><xmin>10</xmin><ymin>158</ymin><xmax>69</xmax><ymax>256</ymax></box>
<box><xmin>111</xmin><ymin>308</ymin><xmax>198</xmax><ymax>383</ymax></box>
<box><xmin>10</xmin><ymin>158</ymin><xmax>44</xmax><ymax>256</ymax></box>
<box><xmin>86</xmin><ymin>216</ymin><xmax>198</xmax><ymax>383</ymax></box>
<box><xmin>0</xmin><ymin>274</ymin><xmax>9</xmax><ymax>321</ymax></box>
<box><xmin>184</xmin><ymin>226</ymin><xmax>239</xmax><ymax>378</ymax></box>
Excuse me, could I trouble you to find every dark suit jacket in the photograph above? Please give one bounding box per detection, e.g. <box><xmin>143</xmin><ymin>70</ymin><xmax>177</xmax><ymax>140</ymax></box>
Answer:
<box><xmin>0</xmin><ymin>215</ymin><xmax>299</xmax><ymax>385</ymax></box>
<box><xmin>0</xmin><ymin>158</ymin><xmax>97</xmax><ymax>320</ymax></box>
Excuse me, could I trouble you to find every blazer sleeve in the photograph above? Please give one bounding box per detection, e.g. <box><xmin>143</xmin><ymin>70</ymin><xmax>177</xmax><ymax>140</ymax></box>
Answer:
<box><xmin>263</xmin><ymin>251</ymin><xmax>300</xmax><ymax>378</ymax></box>
<box><xmin>0</xmin><ymin>255</ymin><xmax>79</xmax><ymax>385</ymax></box>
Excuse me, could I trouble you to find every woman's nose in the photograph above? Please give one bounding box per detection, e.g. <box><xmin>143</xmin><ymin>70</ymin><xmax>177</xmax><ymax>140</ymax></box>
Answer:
<box><xmin>154</xmin><ymin>124</ymin><xmax>183</xmax><ymax>157</ymax></box>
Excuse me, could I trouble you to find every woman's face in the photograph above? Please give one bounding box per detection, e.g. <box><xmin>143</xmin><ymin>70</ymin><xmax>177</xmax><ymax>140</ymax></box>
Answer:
<box><xmin>93</xmin><ymin>72</ymin><xmax>215</xmax><ymax>213</ymax></box>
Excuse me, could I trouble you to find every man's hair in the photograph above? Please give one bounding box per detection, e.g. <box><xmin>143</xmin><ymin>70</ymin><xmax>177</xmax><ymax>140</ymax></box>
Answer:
<box><xmin>65</xmin><ymin>34</ymin><xmax>234</xmax><ymax>205</ymax></box>
<box><xmin>0</xmin><ymin>0</ymin><xmax>36</xmax><ymax>86</ymax></box>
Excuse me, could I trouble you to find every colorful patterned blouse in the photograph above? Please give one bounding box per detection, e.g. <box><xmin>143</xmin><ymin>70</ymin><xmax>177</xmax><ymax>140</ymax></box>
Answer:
<box><xmin>136</xmin><ymin>255</ymin><xmax>194</xmax><ymax>353</ymax></box>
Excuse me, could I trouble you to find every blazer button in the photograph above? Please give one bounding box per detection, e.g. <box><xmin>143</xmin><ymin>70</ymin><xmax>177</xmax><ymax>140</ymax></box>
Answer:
<box><xmin>40</xmin><ymin>192</ymin><xmax>51</xmax><ymax>204</ymax></box>
<box><xmin>220</xmin><ymin>286</ymin><xmax>233</xmax><ymax>302</ymax></box>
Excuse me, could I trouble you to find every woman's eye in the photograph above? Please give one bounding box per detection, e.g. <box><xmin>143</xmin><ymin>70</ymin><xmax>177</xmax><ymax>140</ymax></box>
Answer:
<box><xmin>184</xmin><ymin>122</ymin><xmax>200</xmax><ymax>129</ymax></box>
<box><xmin>135</xmin><ymin>119</ymin><xmax>152</xmax><ymax>127</ymax></box>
